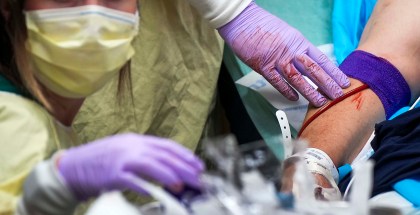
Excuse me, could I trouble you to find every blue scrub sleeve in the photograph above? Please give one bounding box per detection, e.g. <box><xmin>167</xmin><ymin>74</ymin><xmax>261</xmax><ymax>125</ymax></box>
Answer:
<box><xmin>332</xmin><ymin>0</ymin><xmax>377</xmax><ymax>64</ymax></box>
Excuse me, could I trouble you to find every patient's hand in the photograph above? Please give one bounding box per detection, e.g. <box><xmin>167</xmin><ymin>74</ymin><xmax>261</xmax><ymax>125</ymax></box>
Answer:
<box><xmin>279</xmin><ymin>157</ymin><xmax>341</xmax><ymax>201</ymax></box>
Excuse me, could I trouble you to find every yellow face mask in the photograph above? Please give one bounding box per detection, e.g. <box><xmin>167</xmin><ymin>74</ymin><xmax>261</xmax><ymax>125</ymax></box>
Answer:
<box><xmin>25</xmin><ymin>5</ymin><xmax>139</xmax><ymax>98</ymax></box>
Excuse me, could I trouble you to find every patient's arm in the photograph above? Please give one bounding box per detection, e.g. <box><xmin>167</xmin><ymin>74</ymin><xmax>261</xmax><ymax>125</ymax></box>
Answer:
<box><xmin>358</xmin><ymin>0</ymin><xmax>420</xmax><ymax>96</ymax></box>
<box><xmin>300</xmin><ymin>79</ymin><xmax>384</xmax><ymax>167</ymax></box>
<box><xmin>299</xmin><ymin>0</ymin><xmax>420</xmax><ymax>188</ymax></box>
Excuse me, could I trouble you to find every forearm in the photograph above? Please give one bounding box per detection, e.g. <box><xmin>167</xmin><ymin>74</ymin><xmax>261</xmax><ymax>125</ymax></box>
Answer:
<box><xmin>184</xmin><ymin>0</ymin><xmax>252</xmax><ymax>28</ymax></box>
<box><xmin>300</xmin><ymin>79</ymin><xmax>385</xmax><ymax>166</ymax></box>
<box><xmin>301</xmin><ymin>0</ymin><xmax>420</xmax><ymax>167</ymax></box>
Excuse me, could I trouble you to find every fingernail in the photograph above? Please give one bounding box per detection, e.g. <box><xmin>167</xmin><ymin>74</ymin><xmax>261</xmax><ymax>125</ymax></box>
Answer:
<box><xmin>288</xmin><ymin>91</ymin><xmax>299</xmax><ymax>101</ymax></box>
<box><xmin>341</xmin><ymin>76</ymin><xmax>351</xmax><ymax>88</ymax></box>
<box><xmin>314</xmin><ymin>97</ymin><xmax>327</xmax><ymax>107</ymax></box>
<box><xmin>189</xmin><ymin>178</ymin><xmax>203</xmax><ymax>189</ymax></box>
<box><xmin>169</xmin><ymin>184</ymin><xmax>184</xmax><ymax>193</ymax></box>
<box><xmin>332</xmin><ymin>88</ymin><xmax>344</xmax><ymax>99</ymax></box>
<box><xmin>323</xmin><ymin>83</ymin><xmax>344</xmax><ymax>100</ymax></box>
<box><xmin>297</xmin><ymin>55</ymin><xmax>306</xmax><ymax>64</ymax></box>
<box><xmin>197</xmin><ymin>160</ymin><xmax>205</xmax><ymax>171</ymax></box>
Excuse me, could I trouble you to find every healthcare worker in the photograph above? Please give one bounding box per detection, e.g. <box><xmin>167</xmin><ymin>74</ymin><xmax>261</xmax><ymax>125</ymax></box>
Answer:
<box><xmin>75</xmin><ymin>0</ymin><xmax>351</xmax><ymax>165</ymax></box>
<box><xmin>0</xmin><ymin>1</ymin><xmax>203</xmax><ymax>214</ymax></box>
<box><xmin>0</xmin><ymin>0</ymin><xmax>348</xmax><ymax>214</ymax></box>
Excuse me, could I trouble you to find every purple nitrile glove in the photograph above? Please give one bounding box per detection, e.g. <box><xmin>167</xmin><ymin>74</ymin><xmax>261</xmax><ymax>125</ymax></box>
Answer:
<box><xmin>58</xmin><ymin>133</ymin><xmax>204</xmax><ymax>201</ymax></box>
<box><xmin>218</xmin><ymin>1</ymin><xmax>350</xmax><ymax>107</ymax></box>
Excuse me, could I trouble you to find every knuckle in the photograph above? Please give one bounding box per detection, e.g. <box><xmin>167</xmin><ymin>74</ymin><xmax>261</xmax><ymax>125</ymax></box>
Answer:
<box><xmin>327</xmin><ymin>85</ymin><xmax>344</xmax><ymax>98</ymax></box>
<box><xmin>276</xmin><ymin>82</ymin><xmax>293</xmax><ymax>96</ymax></box>
<box><xmin>288</xmin><ymin>71</ymin><xmax>304</xmax><ymax>84</ymax></box>
<box><xmin>306</xmin><ymin>63</ymin><xmax>322</xmax><ymax>76</ymax></box>
<box><xmin>279</xmin><ymin>62</ymin><xmax>288</xmax><ymax>70</ymax></box>
<box><xmin>245</xmin><ymin>57</ymin><xmax>261</xmax><ymax>70</ymax></box>
<box><xmin>307</xmin><ymin>93</ymin><xmax>327</xmax><ymax>107</ymax></box>
<box><xmin>316</xmin><ymin>53</ymin><xmax>330</xmax><ymax>64</ymax></box>
<box><xmin>264</xmin><ymin>69</ymin><xmax>280</xmax><ymax>81</ymax></box>
<box><xmin>302</xmin><ymin>85</ymin><xmax>318</xmax><ymax>97</ymax></box>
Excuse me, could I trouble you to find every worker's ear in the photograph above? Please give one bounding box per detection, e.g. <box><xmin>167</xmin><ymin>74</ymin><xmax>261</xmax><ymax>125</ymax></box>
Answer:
<box><xmin>0</xmin><ymin>1</ymin><xmax>10</xmax><ymax>21</ymax></box>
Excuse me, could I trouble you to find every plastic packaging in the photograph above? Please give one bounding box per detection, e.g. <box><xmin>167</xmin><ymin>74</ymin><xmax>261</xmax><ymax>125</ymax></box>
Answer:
<box><xmin>86</xmin><ymin>135</ymin><xmax>401</xmax><ymax>215</ymax></box>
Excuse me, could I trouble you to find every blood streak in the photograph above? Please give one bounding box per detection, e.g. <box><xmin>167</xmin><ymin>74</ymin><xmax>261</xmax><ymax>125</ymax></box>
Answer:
<box><xmin>351</xmin><ymin>92</ymin><xmax>364</xmax><ymax>110</ymax></box>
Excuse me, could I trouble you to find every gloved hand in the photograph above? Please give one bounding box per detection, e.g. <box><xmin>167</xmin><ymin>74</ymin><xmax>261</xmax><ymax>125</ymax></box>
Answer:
<box><xmin>218</xmin><ymin>1</ymin><xmax>350</xmax><ymax>107</ymax></box>
<box><xmin>57</xmin><ymin>133</ymin><xmax>204</xmax><ymax>201</ymax></box>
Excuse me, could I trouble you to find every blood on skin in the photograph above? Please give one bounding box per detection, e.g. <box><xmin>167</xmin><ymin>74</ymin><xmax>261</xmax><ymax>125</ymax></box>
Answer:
<box><xmin>351</xmin><ymin>92</ymin><xmax>364</xmax><ymax>110</ymax></box>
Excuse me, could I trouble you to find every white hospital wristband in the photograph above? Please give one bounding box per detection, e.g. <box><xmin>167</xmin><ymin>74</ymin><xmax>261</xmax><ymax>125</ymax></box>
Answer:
<box><xmin>185</xmin><ymin>0</ymin><xmax>252</xmax><ymax>28</ymax></box>
<box><xmin>302</xmin><ymin>148</ymin><xmax>339</xmax><ymax>184</ymax></box>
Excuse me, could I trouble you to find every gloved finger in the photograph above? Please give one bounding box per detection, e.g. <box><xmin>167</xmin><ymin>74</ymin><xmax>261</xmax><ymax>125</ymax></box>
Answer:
<box><xmin>152</xmin><ymin>151</ymin><xmax>202</xmax><ymax>189</ymax></box>
<box><xmin>307</xmin><ymin>46</ymin><xmax>350</xmax><ymax>88</ymax></box>
<box><xmin>295</xmin><ymin>54</ymin><xmax>344</xmax><ymax>100</ymax></box>
<box><xmin>141</xmin><ymin>136</ymin><xmax>204</xmax><ymax>171</ymax></box>
<box><xmin>124</xmin><ymin>158</ymin><xmax>182</xmax><ymax>187</ymax></box>
<box><xmin>278</xmin><ymin>63</ymin><xmax>327</xmax><ymax>107</ymax></box>
<box><xmin>260</xmin><ymin>68</ymin><xmax>299</xmax><ymax>101</ymax></box>
<box><xmin>118</xmin><ymin>173</ymin><xmax>149</xmax><ymax>195</ymax></box>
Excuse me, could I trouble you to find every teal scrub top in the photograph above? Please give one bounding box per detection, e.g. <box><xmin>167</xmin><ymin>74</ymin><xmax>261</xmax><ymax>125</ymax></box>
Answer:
<box><xmin>0</xmin><ymin>74</ymin><xmax>22</xmax><ymax>95</ymax></box>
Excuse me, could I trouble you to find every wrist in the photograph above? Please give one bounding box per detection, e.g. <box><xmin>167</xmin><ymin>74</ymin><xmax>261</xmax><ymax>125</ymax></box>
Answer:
<box><xmin>300</xmin><ymin>78</ymin><xmax>384</xmax><ymax>165</ymax></box>
<box><xmin>301</xmin><ymin>148</ymin><xmax>339</xmax><ymax>184</ymax></box>
<box><xmin>186</xmin><ymin>0</ymin><xmax>252</xmax><ymax>28</ymax></box>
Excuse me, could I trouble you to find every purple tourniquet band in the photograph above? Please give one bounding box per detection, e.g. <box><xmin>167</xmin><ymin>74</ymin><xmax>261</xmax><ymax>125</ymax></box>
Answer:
<box><xmin>339</xmin><ymin>50</ymin><xmax>411</xmax><ymax>119</ymax></box>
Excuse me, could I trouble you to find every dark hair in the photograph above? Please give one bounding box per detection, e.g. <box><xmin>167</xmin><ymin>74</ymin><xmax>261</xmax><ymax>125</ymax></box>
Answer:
<box><xmin>0</xmin><ymin>0</ymin><xmax>27</xmax><ymax>92</ymax></box>
<box><xmin>0</xmin><ymin>14</ymin><xmax>12</xmax><ymax>74</ymax></box>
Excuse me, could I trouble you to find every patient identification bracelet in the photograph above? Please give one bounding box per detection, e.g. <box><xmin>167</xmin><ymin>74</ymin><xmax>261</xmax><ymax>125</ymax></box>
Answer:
<box><xmin>303</xmin><ymin>148</ymin><xmax>339</xmax><ymax>184</ymax></box>
<box><xmin>289</xmin><ymin>148</ymin><xmax>340</xmax><ymax>186</ymax></box>
<box><xmin>298</xmin><ymin>84</ymin><xmax>369</xmax><ymax>137</ymax></box>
